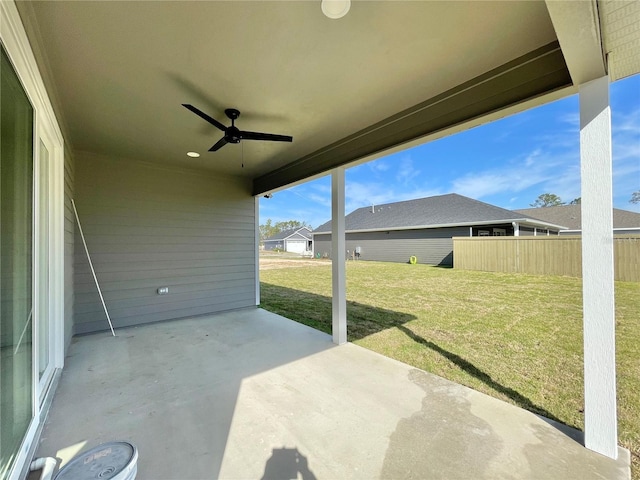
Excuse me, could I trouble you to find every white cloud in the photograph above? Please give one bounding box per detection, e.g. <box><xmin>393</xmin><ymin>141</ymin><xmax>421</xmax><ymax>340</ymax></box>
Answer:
<box><xmin>368</xmin><ymin>159</ymin><xmax>391</xmax><ymax>173</ymax></box>
<box><xmin>344</xmin><ymin>180</ymin><xmax>441</xmax><ymax>213</ymax></box>
<box><xmin>450</xmin><ymin>148</ymin><xmax>580</xmax><ymax>205</ymax></box>
<box><xmin>614</xmin><ymin>107</ymin><xmax>640</xmax><ymax>134</ymax></box>
<box><xmin>559</xmin><ymin>112</ymin><xmax>579</xmax><ymax>128</ymax></box>
<box><xmin>612</xmin><ymin>106</ymin><xmax>640</xmax><ymax>210</ymax></box>
<box><xmin>525</xmin><ymin>149</ymin><xmax>541</xmax><ymax>167</ymax></box>
<box><xmin>447</xmin><ymin>101</ymin><xmax>638</xmax><ymax>210</ymax></box>
<box><xmin>395</xmin><ymin>155</ymin><xmax>421</xmax><ymax>186</ymax></box>
<box><xmin>452</xmin><ymin>165</ymin><xmax>547</xmax><ymax>198</ymax></box>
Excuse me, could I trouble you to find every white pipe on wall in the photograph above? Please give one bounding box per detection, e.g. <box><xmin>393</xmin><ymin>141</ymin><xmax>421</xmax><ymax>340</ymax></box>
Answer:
<box><xmin>30</xmin><ymin>457</ymin><xmax>57</xmax><ymax>480</ymax></box>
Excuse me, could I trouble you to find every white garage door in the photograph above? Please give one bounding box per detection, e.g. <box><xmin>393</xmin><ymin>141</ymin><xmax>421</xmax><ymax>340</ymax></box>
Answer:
<box><xmin>286</xmin><ymin>240</ymin><xmax>306</xmax><ymax>254</ymax></box>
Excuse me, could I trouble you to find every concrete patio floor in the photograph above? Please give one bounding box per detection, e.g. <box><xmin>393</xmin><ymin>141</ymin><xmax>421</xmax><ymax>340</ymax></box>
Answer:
<box><xmin>34</xmin><ymin>308</ymin><xmax>630</xmax><ymax>479</ymax></box>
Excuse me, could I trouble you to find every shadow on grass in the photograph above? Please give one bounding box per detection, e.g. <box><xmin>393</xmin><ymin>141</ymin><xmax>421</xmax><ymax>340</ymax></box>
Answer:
<box><xmin>260</xmin><ymin>283</ymin><xmax>415</xmax><ymax>340</ymax></box>
<box><xmin>261</xmin><ymin>282</ymin><xmax>564</xmax><ymax>425</ymax></box>
<box><xmin>396</xmin><ymin>325</ymin><xmax>565</xmax><ymax>424</ymax></box>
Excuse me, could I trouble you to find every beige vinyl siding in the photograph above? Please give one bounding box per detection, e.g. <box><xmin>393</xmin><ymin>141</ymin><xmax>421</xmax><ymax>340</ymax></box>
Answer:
<box><xmin>73</xmin><ymin>153</ymin><xmax>255</xmax><ymax>334</ymax></box>
<box><xmin>314</xmin><ymin>227</ymin><xmax>469</xmax><ymax>265</ymax></box>
<box><xmin>453</xmin><ymin>235</ymin><xmax>639</xmax><ymax>281</ymax></box>
<box><xmin>63</xmin><ymin>148</ymin><xmax>75</xmax><ymax>350</ymax></box>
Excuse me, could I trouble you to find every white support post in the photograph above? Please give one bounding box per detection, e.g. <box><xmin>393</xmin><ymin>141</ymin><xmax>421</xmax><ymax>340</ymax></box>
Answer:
<box><xmin>331</xmin><ymin>168</ymin><xmax>347</xmax><ymax>345</ymax></box>
<box><xmin>579</xmin><ymin>76</ymin><xmax>617</xmax><ymax>459</ymax></box>
<box><xmin>255</xmin><ymin>197</ymin><xmax>260</xmax><ymax>306</ymax></box>
<box><xmin>513</xmin><ymin>222</ymin><xmax>520</xmax><ymax>237</ymax></box>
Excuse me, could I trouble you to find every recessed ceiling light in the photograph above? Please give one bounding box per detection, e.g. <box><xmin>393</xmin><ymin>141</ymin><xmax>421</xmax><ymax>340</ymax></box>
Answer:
<box><xmin>187</xmin><ymin>151</ymin><xmax>200</xmax><ymax>158</ymax></box>
<box><xmin>322</xmin><ymin>0</ymin><xmax>350</xmax><ymax>19</ymax></box>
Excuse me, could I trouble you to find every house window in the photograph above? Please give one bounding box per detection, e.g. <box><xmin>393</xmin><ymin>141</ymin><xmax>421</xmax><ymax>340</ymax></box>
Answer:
<box><xmin>478</xmin><ymin>230</ymin><xmax>490</xmax><ymax>236</ymax></box>
<box><xmin>493</xmin><ymin>228</ymin><xmax>507</xmax><ymax>236</ymax></box>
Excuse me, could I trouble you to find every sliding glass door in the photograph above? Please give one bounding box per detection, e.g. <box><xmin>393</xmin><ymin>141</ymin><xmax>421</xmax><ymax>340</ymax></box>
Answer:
<box><xmin>0</xmin><ymin>45</ymin><xmax>34</xmax><ymax>480</ymax></box>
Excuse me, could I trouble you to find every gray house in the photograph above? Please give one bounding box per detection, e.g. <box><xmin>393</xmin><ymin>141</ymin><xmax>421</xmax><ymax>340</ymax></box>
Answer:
<box><xmin>313</xmin><ymin>194</ymin><xmax>564</xmax><ymax>265</ymax></box>
<box><xmin>263</xmin><ymin>227</ymin><xmax>313</xmax><ymax>253</ymax></box>
<box><xmin>2</xmin><ymin>0</ymin><xmax>635</xmax><ymax>478</ymax></box>
<box><xmin>515</xmin><ymin>205</ymin><xmax>640</xmax><ymax>235</ymax></box>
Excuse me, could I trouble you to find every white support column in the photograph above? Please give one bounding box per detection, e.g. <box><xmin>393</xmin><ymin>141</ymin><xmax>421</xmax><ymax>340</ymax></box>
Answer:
<box><xmin>580</xmin><ymin>76</ymin><xmax>617</xmax><ymax>459</ymax></box>
<box><xmin>255</xmin><ymin>197</ymin><xmax>260</xmax><ymax>306</ymax></box>
<box><xmin>513</xmin><ymin>222</ymin><xmax>520</xmax><ymax>237</ymax></box>
<box><xmin>331</xmin><ymin>168</ymin><xmax>347</xmax><ymax>345</ymax></box>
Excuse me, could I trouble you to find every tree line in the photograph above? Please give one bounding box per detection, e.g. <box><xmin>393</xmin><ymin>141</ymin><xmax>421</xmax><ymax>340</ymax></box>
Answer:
<box><xmin>530</xmin><ymin>191</ymin><xmax>639</xmax><ymax>207</ymax></box>
<box><xmin>259</xmin><ymin>219</ymin><xmax>312</xmax><ymax>241</ymax></box>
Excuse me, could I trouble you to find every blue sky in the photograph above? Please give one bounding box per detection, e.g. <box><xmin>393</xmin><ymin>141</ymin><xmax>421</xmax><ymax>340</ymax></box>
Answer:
<box><xmin>260</xmin><ymin>75</ymin><xmax>640</xmax><ymax>229</ymax></box>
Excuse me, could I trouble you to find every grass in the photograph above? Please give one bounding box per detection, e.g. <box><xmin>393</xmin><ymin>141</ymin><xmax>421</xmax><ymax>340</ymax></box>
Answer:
<box><xmin>260</xmin><ymin>260</ymin><xmax>640</xmax><ymax>479</ymax></box>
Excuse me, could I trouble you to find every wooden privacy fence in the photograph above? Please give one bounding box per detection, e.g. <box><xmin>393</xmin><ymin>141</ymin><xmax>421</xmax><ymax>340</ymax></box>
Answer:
<box><xmin>453</xmin><ymin>235</ymin><xmax>640</xmax><ymax>282</ymax></box>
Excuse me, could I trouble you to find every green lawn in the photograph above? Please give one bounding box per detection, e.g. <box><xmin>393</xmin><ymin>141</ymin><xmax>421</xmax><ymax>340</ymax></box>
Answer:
<box><xmin>260</xmin><ymin>261</ymin><xmax>640</xmax><ymax>479</ymax></box>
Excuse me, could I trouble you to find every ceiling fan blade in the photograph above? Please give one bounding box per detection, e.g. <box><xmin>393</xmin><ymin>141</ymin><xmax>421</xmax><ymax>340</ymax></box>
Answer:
<box><xmin>182</xmin><ymin>104</ymin><xmax>226</xmax><ymax>132</ymax></box>
<box><xmin>209</xmin><ymin>137</ymin><xmax>228</xmax><ymax>152</ymax></box>
<box><xmin>240</xmin><ymin>130</ymin><xmax>293</xmax><ymax>142</ymax></box>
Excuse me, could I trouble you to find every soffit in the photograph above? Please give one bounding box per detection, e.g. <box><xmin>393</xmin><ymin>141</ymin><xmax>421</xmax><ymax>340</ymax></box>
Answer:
<box><xmin>18</xmin><ymin>1</ymin><xmax>558</xmax><ymax>180</ymax></box>
<box><xmin>599</xmin><ymin>0</ymin><xmax>640</xmax><ymax>81</ymax></box>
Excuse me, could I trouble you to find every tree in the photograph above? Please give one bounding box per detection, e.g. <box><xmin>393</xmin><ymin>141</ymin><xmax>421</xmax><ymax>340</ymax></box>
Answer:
<box><xmin>530</xmin><ymin>193</ymin><xmax>564</xmax><ymax>208</ymax></box>
<box><xmin>259</xmin><ymin>219</ymin><xmax>311</xmax><ymax>241</ymax></box>
<box><xmin>274</xmin><ymin>220</ymin><xmax>311</xmax><ymax>232</ymax></box>
<box><xmin>630</xmin><ymin>191</ymin><xmax>640</xmax><ymax>205</ymax></box>
<box><xmin>259</xmin><ymin>219</ymin><xmax>278</xmax><ymax>241</ymax></box>
<box><xmin>568</xmin><ymin>197</ymin><xmax>581</xmax><ymax>205</ymax></box>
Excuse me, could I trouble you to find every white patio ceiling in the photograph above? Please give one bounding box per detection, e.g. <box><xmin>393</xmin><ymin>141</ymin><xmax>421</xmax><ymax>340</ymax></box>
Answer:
<box><xmin>15</xmin><ymin>1</ymin><xmax>640</xmax><ymax>195</ymax></box>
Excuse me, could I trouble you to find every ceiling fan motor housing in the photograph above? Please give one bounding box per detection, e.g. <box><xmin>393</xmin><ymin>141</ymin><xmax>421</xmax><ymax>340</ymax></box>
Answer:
<box><xmin>226</xmin><ymin>126</ymin><xmax>241</xmax><ymax>143</ymax></box>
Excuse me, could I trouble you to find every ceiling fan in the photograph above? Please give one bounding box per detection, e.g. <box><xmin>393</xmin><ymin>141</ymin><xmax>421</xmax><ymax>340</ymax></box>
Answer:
<box><xmin>182</xmin><ymin>104</ymin><xmax>293</xmax><ymax>152</ymax></box>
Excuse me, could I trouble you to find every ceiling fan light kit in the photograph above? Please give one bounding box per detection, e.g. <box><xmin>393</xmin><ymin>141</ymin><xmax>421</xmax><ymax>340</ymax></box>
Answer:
<box><xmin>321</xmin><ymin>0</ymin><xmax>351</xmax><ymax>19</ymax></box>
<box><xmin>182</xmin><ymin>104</ymin><xmax>293</xmax><ymax>152</ymax></box>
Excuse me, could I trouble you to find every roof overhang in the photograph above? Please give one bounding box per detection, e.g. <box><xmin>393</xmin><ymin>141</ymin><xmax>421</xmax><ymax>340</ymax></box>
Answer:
<box><xmin>313</xmin><ymin>218</ymin><xmax>567</xmax><ymax>236</ymax></box>
<box><xmin>254</xmin><ymin>42</ymin><xmax>572</xmax><ymax>195</ymax></box>
<box><xmin>12</xmin><ymin>0</ymin><xmax>639</xmax><ymax>197</ymax></box>
<box><xmin>12</xmin><ymin>0</ymin><xmax>569</xmax><ymax>192</ymax></box>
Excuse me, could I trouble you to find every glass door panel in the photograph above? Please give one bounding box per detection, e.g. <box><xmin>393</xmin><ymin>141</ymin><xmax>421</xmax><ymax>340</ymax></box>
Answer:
<box><xmin>0</xmin><ymin>45</ymin><xmax>34</xmax><ymax>479</ymax></box>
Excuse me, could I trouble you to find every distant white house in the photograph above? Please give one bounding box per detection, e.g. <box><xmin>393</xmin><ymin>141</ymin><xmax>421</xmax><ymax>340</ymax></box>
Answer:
<box><xmin>263</xmin><ymin>227</ymin><xmax>313</xmax><ymax>254</ymax></box>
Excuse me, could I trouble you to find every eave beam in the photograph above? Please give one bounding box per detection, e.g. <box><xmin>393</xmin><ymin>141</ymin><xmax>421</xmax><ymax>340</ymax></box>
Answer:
<box><xmin>253</xmin><ymin>42</ymin><xmax>571</xmax><ymax>196</ymax></box>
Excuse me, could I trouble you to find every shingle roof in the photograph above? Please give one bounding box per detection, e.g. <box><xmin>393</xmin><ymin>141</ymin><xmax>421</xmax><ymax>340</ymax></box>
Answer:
<box><xmin>313</xmin><ymin>193</ymin><xmax>557</xmax><ymax>233</ymax></box>
<box><xmin>264</xmin><ymin>227</ymin><xmax>312</xmax><ymax>242</ymax></box>
<box><xmin>514</xmin><ymin>205</ymin><xmax>640</xmax><ymax>230</ymax></box>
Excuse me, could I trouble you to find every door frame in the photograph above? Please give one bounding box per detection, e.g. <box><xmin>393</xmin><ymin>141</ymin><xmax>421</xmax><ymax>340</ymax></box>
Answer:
<box><xmin>1</xmin><ymin>1</ymin><xmax>65</xmax><ymax>479</ymax></box>
<box><xmin>34</xmin><ymin>123</ymin><xmax>62</xmax><ymax>403</ymax></box>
